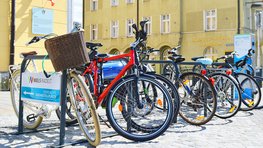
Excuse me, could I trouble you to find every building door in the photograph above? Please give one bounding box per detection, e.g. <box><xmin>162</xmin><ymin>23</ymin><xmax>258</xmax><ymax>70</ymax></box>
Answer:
<box><xmin>68</xmin><ymin>0</ymin><xmax>83</xmax><ymax>32</ymax></box>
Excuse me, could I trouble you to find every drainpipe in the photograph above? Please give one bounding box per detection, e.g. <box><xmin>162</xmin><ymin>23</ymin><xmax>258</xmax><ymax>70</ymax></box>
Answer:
<box><xmin>237</xmin><ymin>0</ymin><xmax>241</xmax><ymax>34</ymax></box>
<box><xmin>178</xmin><ymin>0</ymin><xmax>183</xmax><ymax>46</ymax></box>
<box><xmin>82</xmin><ymin>0</ymin><xmax>85</xmax><ymax>29</ymax></box>
<box><xmin>137</xmin><ymin>0</ymin><xmax>139</xmax><ymax>27</ymax></box>
<box><xmin>10</xmin><ymin>0</ymin><xmax>15</xmax><ymax>65</ymax></box>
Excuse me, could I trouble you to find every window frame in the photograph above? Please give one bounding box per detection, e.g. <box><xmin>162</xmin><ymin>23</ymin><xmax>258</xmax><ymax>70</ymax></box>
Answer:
<box><xmin>111</xmin><ymin>0</ymin><xmax>119</xmax><ymax>6</ymax></box>
<box><xmin>126</xmin><ymin>0</ymin><xmax>133</xmax><ymax>4</ymax></box>
<box><xmin>90</xmin><ymin>24</ymin><xmax>98</xmax><ymax>41</ymax></box>
<box><xmin>111</xmin><ymin>20</ymin><xmax>119</xmax><ymax>38</ymax></box>
<box><xmin>142</xmin><ymin>16</ymin><xmax>152</xmax><ymax>35</ymax></box>
<box><xmin>90</xmin><ymin>0</ymin><xmax>98</xmax><ymax>11</ymax></box>
<box><xmin>203</xmin><ymin>9</ymin><xmax>217</xmax><ymax>31</ymax></box>
<box><xmin>160</xmin><ymin>14</ymin><xmax>170</xmax><ymax>34</ymax></box>
<box><xmin>126</xmin><ymin>18</ymin><xmax>135</xmax><ymax>37</ymax></box>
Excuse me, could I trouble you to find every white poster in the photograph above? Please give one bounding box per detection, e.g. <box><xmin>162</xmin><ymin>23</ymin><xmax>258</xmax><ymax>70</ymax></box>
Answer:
<box><xmin>234</xmin><ymin>34</ymin><xmax>253</xmax><ymax>57</ymax></box>
<box><xmin>21</xmin><ymin>71</ymin><xmax>61</xmax><ymax>105</ymax></box>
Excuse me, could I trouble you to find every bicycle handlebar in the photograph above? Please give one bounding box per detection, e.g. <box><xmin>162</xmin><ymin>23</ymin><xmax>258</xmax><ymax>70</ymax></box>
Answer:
<box><xmin>25</xmin><ymin>33</ymin><xmax>58</xmax><ymax>46</ymax></box>
<box><xmin>133</xmin><ymin>20</ymin><xmax>148</xmax><ymax>42</ymax></box>
<box><xmin>248</xmin><ymin>49</ymin><xmax>255</xmax><ymax>56</ymax></box>
<box><xmin>217</xmin><ymin>48</ymin><xmax>254</xmax><ymax>61</ymax></box>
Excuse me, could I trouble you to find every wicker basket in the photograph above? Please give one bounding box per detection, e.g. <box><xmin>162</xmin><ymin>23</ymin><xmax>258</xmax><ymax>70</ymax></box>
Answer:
<box><xmin>44</xmin><ymin>31</ymin><xmax>89</xmax><ymax>72</ymax></box>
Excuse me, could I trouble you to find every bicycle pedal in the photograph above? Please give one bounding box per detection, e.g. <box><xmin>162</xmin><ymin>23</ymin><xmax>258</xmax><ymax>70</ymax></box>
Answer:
<box><xmin>26</xmin><ymin>114</ymin><xmax>37</xmax><ymax>122</ymax></box>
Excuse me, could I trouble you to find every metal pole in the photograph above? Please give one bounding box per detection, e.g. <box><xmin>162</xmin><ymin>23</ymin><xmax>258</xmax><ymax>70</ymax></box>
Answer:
<box><xmin>18</xmin><ymin>58</ymin><xmax>28</xmax><ymax>133</ymax></box>
<box><xmin>10</xmin><ymin>0</ymin><xmax>16</xmax><ymax>65</ymax></box>
<box><xmin>237</xmin><ymin>0</ymin><xmax>241</xmax><ymax>34</ymax></box>
<box><xmin>59</xmin><ymin>70</ymin><xmax>67</xmax><ymax>145</ymax></box>
<box><xmin>137</xmin><ymin>0</ymin><xmax>139</xmax><ymax>27</ymax></box>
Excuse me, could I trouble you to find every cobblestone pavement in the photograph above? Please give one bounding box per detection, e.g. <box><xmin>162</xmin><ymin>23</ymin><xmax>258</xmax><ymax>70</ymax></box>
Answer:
<box><xmin>1</xmin><ymin>91</ymin><xmax>263</xmax><ymax>148</ymax></box>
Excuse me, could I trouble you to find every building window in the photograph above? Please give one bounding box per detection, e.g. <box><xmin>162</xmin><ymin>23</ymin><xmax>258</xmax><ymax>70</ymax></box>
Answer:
<box><xmin>127</xmin><ymin>0</ymin><xmax>133</xmax><ymax>4</ymax></box>
<box><xmin>90</xmin><ymin>0</ymin><xmax>98</xmax><ymax>11</ymax></box>
<box><xmin>111</xmin><ymin>21</ymin><xmax>119</xmax><ymax>38</ymax></box>
<box><xmin>127</xmin><ymin>19</ymin><xmax>134</xmax><ymax>37</ymax></box>
<box><xmin>143</xmin><ymin>16</ymin><xmax>152</xmax><ymax>35</ymax></box>
<box><xmin>161</xmin><ymin>14</ymin><xmax>170</xmax><ymax>34</ymax></box>
<box><xmin>204</xmin><ymin>9</ymin><xmax>217</xmax><ymax>31</ymax></box>
<box><xmin>90</xmin><ymin>24</ymin><xmax>98</xmax><ymax>40</ymax></box>
<box><xmin>111</xmin><ymin>0</ymin><xmax>119</xmax><ymax>6</ymax></box>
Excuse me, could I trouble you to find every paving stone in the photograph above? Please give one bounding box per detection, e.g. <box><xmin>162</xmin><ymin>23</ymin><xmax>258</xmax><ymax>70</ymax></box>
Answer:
<box><xmin>1</xmin><ymin>91</ymin><xmax>263</xmax><ymax>147</ymax></box>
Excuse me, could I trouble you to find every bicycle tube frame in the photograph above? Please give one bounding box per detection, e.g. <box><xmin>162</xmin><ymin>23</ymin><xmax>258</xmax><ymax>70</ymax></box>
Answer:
<box><xmin>83</xmin><ymin>50</ymin><xmax>135</xmax><ymax>105</ymax></box>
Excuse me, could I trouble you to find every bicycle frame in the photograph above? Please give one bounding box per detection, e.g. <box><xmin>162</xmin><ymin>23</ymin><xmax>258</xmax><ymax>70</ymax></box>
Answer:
<box><xmin>82</xmin><ymin>50</ymin><xmax>136</xmax><ymax>105</ymax></box>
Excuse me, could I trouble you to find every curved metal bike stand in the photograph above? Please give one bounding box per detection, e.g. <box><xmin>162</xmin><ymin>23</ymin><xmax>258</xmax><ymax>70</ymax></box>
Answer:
<box><xmin>16</xmin><ymin>55</ymin><xmax>67</xmax><ymax>146</ymax></box>
<box><xmin>141</xmin><ymin>60</ymin><xmax>206</xmax><ymax>76</ymax></box>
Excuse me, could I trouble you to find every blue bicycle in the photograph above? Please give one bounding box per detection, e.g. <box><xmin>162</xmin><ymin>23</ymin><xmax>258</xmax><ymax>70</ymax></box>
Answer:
<box><xmin>192</xmin><ymin>49</ymin><xmax>261</xmax><ymax>111</ymax></box>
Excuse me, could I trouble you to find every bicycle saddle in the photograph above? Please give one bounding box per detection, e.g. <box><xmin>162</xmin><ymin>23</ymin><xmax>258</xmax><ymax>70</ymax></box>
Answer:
<box><xmin>168</xmin><ymin>56</ymin><xmax>185</xmax><ymax>63</ymax></box>
<box><xmin>86</xmin><ymin>42</ymin><xmax>103</xmax><ymax>50</ymax></box>
<box><xmin>196</xmin><ymin>58</ymin><xmax>213</xmax><ymax>65</ymax></box>
<box><xmin>20</xmin><ymin>51</ymin><xmax>37</xmax><ymax>57</ymax></box>
<box><xmin>191</xmin><ymin>56</ymin><xmax>205</xmax><ymax>61</ymax></box>
<box><xmin>97</xmin><ymin>54</ymin><xmax>109</xmax><ymax>58</ymax></box>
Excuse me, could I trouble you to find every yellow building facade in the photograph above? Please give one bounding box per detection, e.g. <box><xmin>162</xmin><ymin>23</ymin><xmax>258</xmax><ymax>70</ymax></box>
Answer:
<box><xmin>181</xmin><ymin>0</ymin><xmax>238</xmax><ymax>61</ymax></box>
<box><xmin>0</xmin><ymin>0</ymin><xmax>11</xmax><ymax>72</ymax></box>
<box><xmin>84</xmin><ymin>0</ymin><xmax>262</xmax><ymax>65</ymax></box>
<box><xmin>84</xmin><ymin>0</ymin><xmax>180</xmax><ymax>58</ymax></box>
<box><xmin>0</xmin><ymin>0</ymin><xmax>69</xmax><ymax>90</ymax></box>
<box><xmin>0</xmin><ymin>0</ymin><xmax>68</xmax><ymax>73</ymax></box>
<box><xmin>1</xmin><ymin>0</ymin><xmax>262</xmax><ymax>84</ymax></box>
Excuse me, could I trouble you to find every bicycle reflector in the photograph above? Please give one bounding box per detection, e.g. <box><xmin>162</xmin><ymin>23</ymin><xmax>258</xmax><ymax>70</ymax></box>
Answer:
<box><xmin>201</xmin><ymin>69</ymin><xmax>207</xmax><ymax>75</ymax></box>
<box><xmin>226</xmin><ymin>69</ymin><xmax>232</xmax><ymax>75</ymax></box>
<box><xmin>209</xmin><ymin>78</ymin><xmax>215</xmax><ymax>86</ymax></box>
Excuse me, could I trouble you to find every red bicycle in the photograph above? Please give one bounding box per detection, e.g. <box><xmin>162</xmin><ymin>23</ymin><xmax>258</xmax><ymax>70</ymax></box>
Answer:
<box><xmin>79</xmin><ymin>22</ymin><xmax>174</xmax><ymax>142</ymax></box>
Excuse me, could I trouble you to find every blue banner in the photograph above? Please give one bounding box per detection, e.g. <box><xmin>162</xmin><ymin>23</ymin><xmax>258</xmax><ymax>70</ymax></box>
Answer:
<box><xmin>21</xmin><ymin>86</ymin><xmax>60</xmax><ymax>104</ymax></box>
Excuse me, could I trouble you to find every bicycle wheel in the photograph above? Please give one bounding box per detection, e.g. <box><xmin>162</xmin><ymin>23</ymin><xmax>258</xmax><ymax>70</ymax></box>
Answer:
<box><xmin>209</xmin><ymin>73</ymin><xmax>241</xmax><ymax>119</ymax></box>
<box><xmin>10</xmin><ymin>69</ymin><xmax>43</xmax><ymax>129</ymax></box>
<box><xmin>192</xmin><ymin>64</ymin><xmax>204</xmax><ymax>74</ymax></box>
<box><xmin>55</xmin><ymin>95</ymin><xmax>78</xmax><ymax>126</ymax></box>
<box><xmin>235</xmin><ymin>73</ymin><xmax>261</xmax><ymax>111</ymax></box>
<box><xmin>177</xmin><ymin>72</ymin><xmax>217</xmax><ymax>125</ymax></box>
<box><xmin>67</xmin><ymin>71</ymin><xmax>101</xmax><ymax>146</ymax></box>
<box><xmin>254</xmin><ymin>76</ymin><xmax>263</xmax><ymax>109</ymax></box>
<box><xmin>162</xmin><ymin>63</ymin><xmax>177</xmax><ymax>84</ymax></box>
<box><xmin>148</xmin><ymin>73</ymin><xmax>180</xmax><ymax>123</ymax></box>
<box><xmin>106</xmin><ymin>75</ymin><xmax>174</xmax><ymax>142</ymax></box>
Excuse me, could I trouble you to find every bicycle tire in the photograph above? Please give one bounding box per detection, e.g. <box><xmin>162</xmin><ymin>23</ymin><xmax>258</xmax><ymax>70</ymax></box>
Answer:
<box><xmin>10</xmin><ymin>69</ymin><xmax>43</xmax><ymax>129</ymax></box>
<box><xmin>147</xmin><ymin>73</ymin><xmax>180</xmax><ymax>123</ymax></box>
<box><xmin>192</xmin><ymin>64</ymin><xmax>204</xmax><ymax>74</ymax></box>
<box><xmin>177</xmin><ymin>72</ymin><xmax>217</xmax><ymax>125</ymax></box>
<box><xmin>67</xmin><ymin>71</ymin><xmax>101</xmax><ymax>146</ymax></box>
<box><xmin>106</xmin><ymin>75</ymin><xmax>174</xmax><ymax>142</ymax></box>
<box><xmin>162</xmin><ymin>63</ymin><xmax>177</xmax><ymax>83</ymax></box>
<box><xmin>254</xmin><ymin>76</ymin><xmax>263</xmax><ymax>109</ymax></box>
<box><xmin>235</xmin><ymin>73</ymin><xmax>261</xmax><ymax>111</ymax></box>
<box><xmin>209</xmin><ymin>72</ymin><xmax>241</xmax><ymax>119</ymax></box>
<box><xmin>55</xmin><ymin>96</ymin><xmax>78</xmax><ymax>126</ymax></box>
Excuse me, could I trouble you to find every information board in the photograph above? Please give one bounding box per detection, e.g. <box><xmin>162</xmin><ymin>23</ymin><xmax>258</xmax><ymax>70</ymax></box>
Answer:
<box><xmin>234</xmin><ymin>34</ymin><xmax>254</xmax><ymax>57</ymax></box>
<box><xmin>32</xmin><ymin>7</ymin><xmax>54</xmax><ymax>34</ymax></box>
<box><xmin>21</xmin><ymin>71</ymin><xmax>61</xmax><ymax>105</ymax></box>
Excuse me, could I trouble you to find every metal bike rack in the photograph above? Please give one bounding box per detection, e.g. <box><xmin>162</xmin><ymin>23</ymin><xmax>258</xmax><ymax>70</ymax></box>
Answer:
<box><xmin>17</xmin><ymin>55</ymin><xmax>67</xmax><ymax>146</ymax></box>
<box><xmin>141</xmin><ymin>60</ymin><xmax>206</xmax><ymax>74</ymax></box>
<box><xmin>16</xmin><ymin>55</ymin><xmax>120</xmax><ymax>147</ymax></box>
